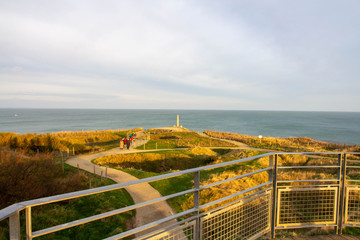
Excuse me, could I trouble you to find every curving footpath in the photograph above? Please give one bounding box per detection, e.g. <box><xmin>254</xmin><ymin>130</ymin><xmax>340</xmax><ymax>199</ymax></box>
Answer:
<box><xmin>66</xmin><ymin>139</ymin><xmax>177</xmax><ymax>237</ymax></box>
<box><xmin>65</xmin><ymin>132</ymin><xmax>274</xmax><ymax>237</ymax></box>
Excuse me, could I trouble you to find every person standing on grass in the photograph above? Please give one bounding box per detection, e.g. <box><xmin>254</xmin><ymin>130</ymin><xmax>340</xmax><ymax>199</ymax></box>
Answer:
<box><xmin>126</xmin><ymin>138</ymin><xmax>131</xmax><ymax>150</ymax></box>
<box><xmin>123</xmin><ymin>138</ymin><xmax>127</xmax><ymax>149</ymax></box>
<box><xmin>130</xmin><ymin>136</ymin><xmax>134</xmax><ymax>147</ymax></box>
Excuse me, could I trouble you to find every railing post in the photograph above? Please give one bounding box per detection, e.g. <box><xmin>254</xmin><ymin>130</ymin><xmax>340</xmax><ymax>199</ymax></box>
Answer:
<box><xmin>335</xmin><ymin>153</ymin><xmax>342</xmax><ymax>234</ymax></box>
<box><xmin>26</xmin><ymin>207</ymin><xmax>32</xmax><ymax>240</ymax></box>
<box><xmin>270</xmin><ymin>154</ymin><xmax>278</xmax><ymax>239</ymax></box>
<box><xmin>337</xmin><ymin>153</ymin><xmax>347</xmax><ymax>235</ymax></box>
<box><xmin>9</xmin><ymin>211</ymin><xmax>20</xmax><ymax>240</ymax></box>
<box><xmin>194</xmin><ymin>171</ymin><xmax>200</xmax><ymax>240</ymax></box>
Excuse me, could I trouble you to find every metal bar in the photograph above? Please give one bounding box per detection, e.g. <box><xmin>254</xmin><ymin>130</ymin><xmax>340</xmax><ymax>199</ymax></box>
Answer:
<box><xmin>271</xmin><ymin>154</ymin><xmax>278</xmax><ymax>239</ymax></box>
<box><xmin>344</xmin><ymin>187</ymin><xmax>350</xmax><ymax>226</ymax></box>
<box><xmin>268</xmin><ymin>154</ymin><xmax>274</xmax><ymax>239</ymax></box>
<box><xmin>278</xmin><ymin>165</ymin><xmax>340</xmax><ymax>169</ymax></box>
<box><xmin>279</xmin><ymin>152</ymin><xmax>360</xmax><ymax>155</ymax></box>
<box><xmin>25</xmin><ymin>207</ymin><xmax>32</xmax><ymax>240</ymax></box>
<box><xmin>277</xmin><ymin>179</ymin><xmax>339</xmax><ymax>183</ymax></box>
<box><xmin>0</xmin><ymin>204</ymin><xmax>25</xmax><ymax>222</ymax></box>
<box><xmin>277</xmin><ymin>184</ymin><xmax>340</xmax><ymax>188</ymax></box>
<box><xmin>345</xmin><ymin>166</ymin><xmax>360</xmax><ymax>169</ymax></box>
<box><xmin>338</xmin><ymin>153</ymin><xmax>347</xmax><ymax>235</ymax></box>
<box><xmin>194</xmin><ymin>171</ymin><xmax>200</xmax><ymax>240</ymax></box>
<box><xmin>9</xmin><ymin>211</ymin><xmax>20</xmax><ymax>240</ymax></box>
<box><xmin>335</xmin><ymin>153</ymin><xmax>342</xmax><ymax>234</ymax></box>
<box><xmin>32</xmin><ymin>188</ymin><xmax>196</xmax><ymax>238</ymax></box>
<box><xmin>276</xmin><ymin>223</ymin><xmax>337</xmax><ymax>229</ymax></box>
<box><xmin>346</xmin><ymin>160</ymin><xmax>360</xmax><ymax>163</ymax></box>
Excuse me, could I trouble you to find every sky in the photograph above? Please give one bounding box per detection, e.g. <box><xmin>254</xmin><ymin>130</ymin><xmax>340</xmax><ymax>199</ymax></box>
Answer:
<box><xmin>0</xmin><ymin>0</ymin><xmax>359</xmax><ymax>111</ymax></box>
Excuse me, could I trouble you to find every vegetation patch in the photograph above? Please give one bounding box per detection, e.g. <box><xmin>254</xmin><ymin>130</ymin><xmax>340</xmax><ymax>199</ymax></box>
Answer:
<box><xmin>94</xmin><ymin>148</ymin><xmax>219</xmax><ymax>173</ymax></box>
<box><xmin>204</xmin><ymin>130</ymin><xmax>360</xmax><ymax>156</ymax></box>
<box><xmin>0</xmin><ymin>148</ymin><xmax>135</xmax><ymax>240</ymax></box>
<box><xmin>137</xmin><ymin>131</ymin><xmax>236</xmax><ymax>150</ymax></box>
<box><xmin>0</xmin><ymin>128</ymin><xmax>142</xmax><ymax>155</ymax></box>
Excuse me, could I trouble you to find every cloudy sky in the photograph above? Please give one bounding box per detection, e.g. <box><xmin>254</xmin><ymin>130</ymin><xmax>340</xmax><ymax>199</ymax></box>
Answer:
<box><xmin>0</xmin><ymin>0</ymin><xmax>359</xmax><ymax>111</ymax></box>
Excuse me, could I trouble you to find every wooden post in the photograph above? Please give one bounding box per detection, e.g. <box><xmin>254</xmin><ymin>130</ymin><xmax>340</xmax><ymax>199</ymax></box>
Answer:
<box><xmin>60</xmin><ymin>151</ymin><xmax>64</xmax><ymax>173</ymax></box>
<box><xmin>93</xmin><ymin>166</ymin><xmax>96</xmax><ymax>175</ymax></box>
<box><xmin>101</xmin><ymin>171</ymin><xmax>103</xmax><ymax>183</ymax></box>
<box><xmin>106</xmin><ymin>167</ymin><xmax>108</xmax><ymax>177</ymax></box>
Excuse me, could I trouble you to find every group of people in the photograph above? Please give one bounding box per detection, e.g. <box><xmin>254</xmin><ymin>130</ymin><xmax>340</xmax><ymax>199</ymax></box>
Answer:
<box><xmin>120</xmin><ymin>133</ymin><xmax>136</xmax><ymax>150</ymax></box>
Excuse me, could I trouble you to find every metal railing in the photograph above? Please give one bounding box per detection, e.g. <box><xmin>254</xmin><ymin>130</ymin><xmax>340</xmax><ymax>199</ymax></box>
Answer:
<box><xmin>1</xmin><ymin>151</ymin><xmax>360</xmax><ymax>239</ymax></box>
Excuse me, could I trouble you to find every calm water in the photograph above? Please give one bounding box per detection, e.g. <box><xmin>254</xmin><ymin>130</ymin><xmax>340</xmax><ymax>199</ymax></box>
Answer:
<box><xmin>0</xmin><ymin>109</ymin><xmax>359</xmax><ymax>145</ymax></box>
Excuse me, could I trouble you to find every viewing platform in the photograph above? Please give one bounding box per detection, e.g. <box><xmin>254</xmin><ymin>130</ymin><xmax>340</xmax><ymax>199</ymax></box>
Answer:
<box><xmin>1</xmin><ymin>151</ymin><xmax>360</xmax><ymax>239</ymax></box>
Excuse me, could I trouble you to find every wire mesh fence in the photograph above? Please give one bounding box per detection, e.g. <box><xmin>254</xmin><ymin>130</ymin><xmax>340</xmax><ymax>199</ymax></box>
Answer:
<box><xmin>200</xmin><ymin>190</ymin><xmax>271</xmax><ymax>240</ymax></box>
<box><xmin>277</xmin><ymin>187</ymin><xmax>337</xmax><ymax>226</ymax></box>
<box><xmin>2</xmin><ymin>152</ymin><xmax>360</xmax><ymax>239</ymax></box>
<box><xmin>345</xmin><ymin>187</ymin><xmax>360</xmax><ymax>225</ymax></box>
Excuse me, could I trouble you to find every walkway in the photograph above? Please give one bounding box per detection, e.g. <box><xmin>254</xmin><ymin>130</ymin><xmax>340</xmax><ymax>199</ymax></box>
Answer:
<box><xmin>66</xmin><ymin>139</ymin><xmax>177</xmax><ymax>237</ymax></box>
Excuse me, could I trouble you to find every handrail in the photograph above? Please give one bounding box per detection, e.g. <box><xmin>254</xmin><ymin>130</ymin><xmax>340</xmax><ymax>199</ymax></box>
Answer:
<box><xmin>0</xmin><ymin>152</ymin><xmax>274</xmax><ymax>220</ymax></box>
<box><xmin>1</xmin><ymin>151</ymin><xmax>359</xmax><ymax>239</ymax></box>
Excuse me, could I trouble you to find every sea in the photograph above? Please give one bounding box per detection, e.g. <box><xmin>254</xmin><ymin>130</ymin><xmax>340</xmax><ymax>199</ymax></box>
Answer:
<box><xmin>0</xmin><ymin>108</ymin><xmax>360</xmax><ymax>145</ymax></box>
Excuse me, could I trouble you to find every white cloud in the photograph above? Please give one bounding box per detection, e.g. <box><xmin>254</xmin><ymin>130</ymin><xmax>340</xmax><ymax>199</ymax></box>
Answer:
<box><xmin>0</xmin><ymin>1</ymin><xmax>359</xmax><ymax>111</ymax></box>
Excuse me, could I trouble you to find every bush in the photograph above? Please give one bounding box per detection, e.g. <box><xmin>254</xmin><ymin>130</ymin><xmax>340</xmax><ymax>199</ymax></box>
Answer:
<box><xmin>0</xmin><ymin>149</ymin><xmax>88</xmax><ymax>209</ymax></box>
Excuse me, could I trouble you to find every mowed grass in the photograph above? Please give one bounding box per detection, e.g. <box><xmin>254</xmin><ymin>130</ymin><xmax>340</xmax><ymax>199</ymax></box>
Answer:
<box><xmin>0</xmin><ymin>164</ymin><xmax>135</xmax><ymax>240</ymax></box>
<box><xmin>136</xmin><ymin>131</ymin><xmax>236</xmax><ymax>150</ymax></box>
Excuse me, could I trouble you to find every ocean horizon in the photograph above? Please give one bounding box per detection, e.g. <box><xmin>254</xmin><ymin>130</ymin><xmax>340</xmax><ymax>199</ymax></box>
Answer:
<box><xmin>1</xmin><ymin>108</ymin><xmax>360</xmax><ymax>145</ymax></box>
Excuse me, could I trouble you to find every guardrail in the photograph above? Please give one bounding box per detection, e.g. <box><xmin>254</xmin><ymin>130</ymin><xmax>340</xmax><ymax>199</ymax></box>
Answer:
<box><xmin>1</xmin><ymin>151</ymin><xmax>360</xmax><ymax>239</ymax></box>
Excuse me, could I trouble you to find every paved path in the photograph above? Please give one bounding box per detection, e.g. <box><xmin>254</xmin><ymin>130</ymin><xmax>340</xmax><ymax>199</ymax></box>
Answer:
<box><xmin>66</xmin><ymin>139</ymin><xmax>177</xmax><ymax>237</ymax></box>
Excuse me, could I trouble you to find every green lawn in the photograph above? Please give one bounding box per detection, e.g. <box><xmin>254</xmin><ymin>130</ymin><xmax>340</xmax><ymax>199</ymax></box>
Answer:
<box><xmin>136</xmin><ymin>131</ymin><xmax>236</xmax><ymax>150</ymax></box>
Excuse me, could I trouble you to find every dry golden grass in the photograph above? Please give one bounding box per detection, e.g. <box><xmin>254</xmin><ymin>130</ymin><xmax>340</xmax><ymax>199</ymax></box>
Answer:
<box><xmin>0</xmin><ymin>128</ymin><xmax>141</xmax><ymax>154</ymax></box>
<box><xmin>181</xmin><ymin>166</ymin><xmax>269</xmax><ymax>212</ymax></box>
<box><xmin>94</xmin><ymin>151</ymin><xmax>217</xmax><ymax>173</ymax></box>
<box><xmin>204</xmin><ymin>130</ymin><xmax>360</xmax><ymax>155</ymax></box>
<box><xmin>188</xmin><ymin>146</ymin><xmax>217</xmax><ymax>156</ymax></box>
